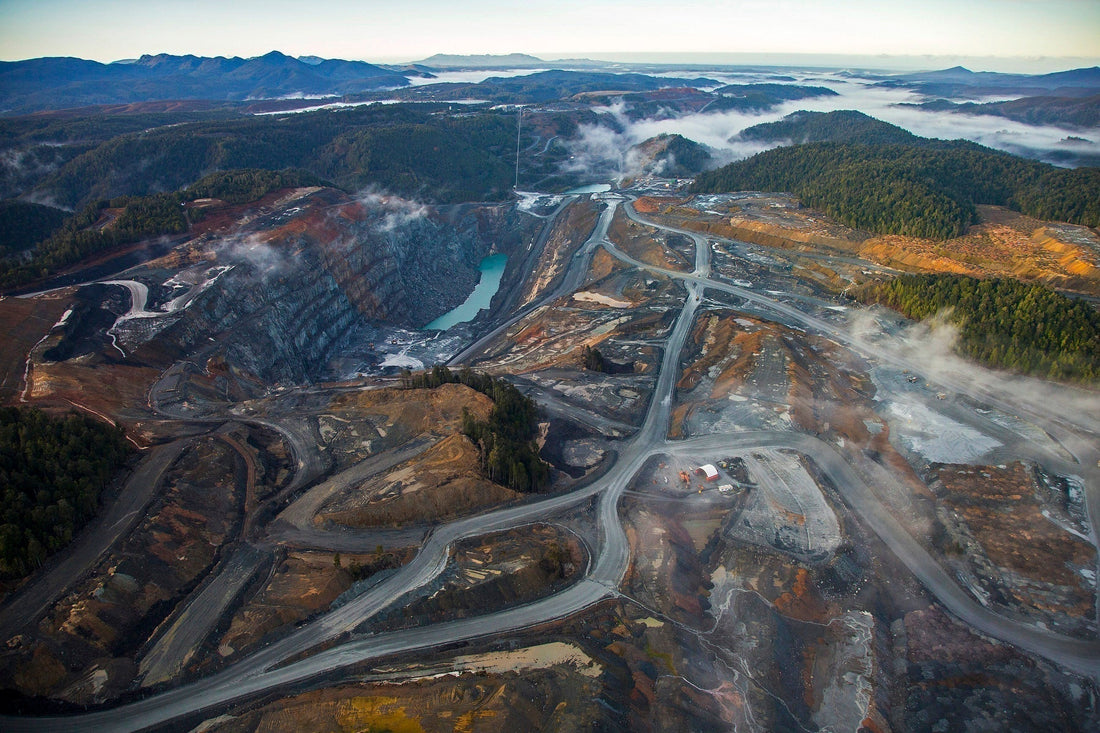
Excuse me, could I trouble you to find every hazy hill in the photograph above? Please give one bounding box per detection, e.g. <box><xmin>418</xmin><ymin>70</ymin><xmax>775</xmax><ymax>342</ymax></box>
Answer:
<box><xmin>415</xmin><ymin>53</ymin><xmax>547</xmax><ymax>68</ymax></box>
<box><xmin>399</xmin><ymin>69</ymin><xmax>718</xmax><ymax>103</ymax></box>
<box><xmin>879</xmin><ymin>65</ymin><xmax>1100</xmax><ymax>98</ymax></box>
<box><xmin>900</xmin><ymin>94</ymin><xmax>1100</xmax><ymax>130</ymax></box>
<box><xmin>707</xmin><ymin>83</ymin><xmax>838</xmax><ymax>113</ymax></box>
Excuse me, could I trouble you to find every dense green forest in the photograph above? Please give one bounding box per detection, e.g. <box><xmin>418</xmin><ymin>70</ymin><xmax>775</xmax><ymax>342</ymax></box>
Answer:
<box><xmin>184</xmin><ymin>167</ymin><xmax>329</xmax><ymax>204</ymax></box>
<box><xmin>692</xmin><ymin>140</ymin><xmax>1100</xmax><ymax>239</ymax></box>
<box><xmin>404</xmin><ymin>365</ymin><xmax>551</xmax><ymax>493</ymax></box>
<box><xmin>0</xmin><ymin>407</ymin><xmax>132</xmax><ymax>579</ymax></box>
<box><xmin>0</xmin><ymin>107</ymin><xmax>243</xmax><ymax>199</ymax></box>
<box><xmin>736</xmin><ymin>110</ymin><xmax>919</xmax><ymax>146</ymax></box>
<box><xmin>856</xmin><ymin>274</ymin><xmax>1100</xmax><ymax>382</ymax></box>
<box><xmin>0</xmin><ymin>200</ymin><xmax>67</xmax><ymax>255</ymax></box>
<box><xmin>24</xmin><ymin>105</ymin><xmax>517</xmax><ymax>209</ymax></box>
<box><xmin>0</xmin><ymin>107</ymin><xmax>240</xmax><ymax>149</ymax></box>
<box><xmin>0</xmin><ymin>168</ymin><xmax>327</xmax><ymax>290</ymax></box>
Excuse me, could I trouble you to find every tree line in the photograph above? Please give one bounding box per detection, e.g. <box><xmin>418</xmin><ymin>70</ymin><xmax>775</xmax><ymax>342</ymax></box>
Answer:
<box><xmin>855</xmin><ymin>273</ymin><xmax>1100</xmax><ymax>382</ymax></box>
<box><xmin>0</xmin><ymin>407</ymin><xmax>132</xmax><ymax>579</ymax></box>
<box><xmin>403</xmin><ymin>365</ymin><xmax>551</xmax><ymax>493</ymax></box>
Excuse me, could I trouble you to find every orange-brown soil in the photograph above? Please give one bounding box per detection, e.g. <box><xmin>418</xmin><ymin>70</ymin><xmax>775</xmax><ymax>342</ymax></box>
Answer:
<box><xmin>318</xmin><ymin>433</ymin><xmax>520</xmax><ymax>528</ymax></box>
<box><xmin>0</xmin><ymin>290</ymin><xmax>73</xmax><ymax>399</ymax></box>
<box><xmin>519</xmin><ymin>199</ymin><xmax>600</xmax><ymax>306</ymax></box>
<box><xmin>609</xmin><ymin>207</ymin><xmax>691</xmax><ymax>272</ymax></box>
<box><xmin>666</xmin><ymin>199</ymin><xmax>1100</xmax><ymax>295</ymax></box>
<box><xmin>632</xmin><ymin>196</ymin><xmax>691</xmax><ymax>215</ymax></box>
<box><xmin>27</xmin><ymin>361</ymin><xmax>160</xmax><ymax>428</ymax></box>
<box><xmin>331</xmin><ymin>383</ymin><xmax>493</xmax><ymax>439</ymax></box>
<box><xmin>936</xmin><ymin>462</ymin><xmax>1096</xmax><ymax>620</ymax></box>
<box><xmin>203</xmin><ymin>664</ymin><xmax>605</xmax><ymax>733</ymax></box>
<box><xmin>217</xmin><ymin>549</ymin><xmax>410</xmax><ymax>660</ymax></box>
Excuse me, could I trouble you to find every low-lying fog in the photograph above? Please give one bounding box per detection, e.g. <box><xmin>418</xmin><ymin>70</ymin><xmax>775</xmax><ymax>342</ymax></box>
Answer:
<box><xmin>500</xmin><ymin>65</ymin><xmax>1098</xmax><ymax>177</ymax></box>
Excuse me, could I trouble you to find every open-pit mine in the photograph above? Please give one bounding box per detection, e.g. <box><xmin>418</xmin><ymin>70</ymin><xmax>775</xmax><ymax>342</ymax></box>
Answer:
<box><xmin>1</xmin><ymin>175</ymin><xmax>1098</xmax><ymax>733</ymax></box>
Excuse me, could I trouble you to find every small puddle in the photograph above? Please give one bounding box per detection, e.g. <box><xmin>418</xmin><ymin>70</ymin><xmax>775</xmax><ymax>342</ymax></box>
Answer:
<box><xmin>425</xmin><ymin>253</ymin><xmax>508</xmax><ymax>331</ymax></box>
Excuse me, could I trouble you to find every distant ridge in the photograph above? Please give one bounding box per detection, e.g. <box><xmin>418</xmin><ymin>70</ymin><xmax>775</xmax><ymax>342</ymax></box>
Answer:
<box><xmin>881</xmin><ymin>65</ymin><xmax>1100</xmax><ymax>98</ymax></box>
<box><xmin>0</xmin><ymin>51</ymin><xmax>410</xmax><ymax>114</ymax></box>
<box><xmin>413</xmin><ymin>53</ymin><xmax>546</xmax><ymax>68</ymax></box>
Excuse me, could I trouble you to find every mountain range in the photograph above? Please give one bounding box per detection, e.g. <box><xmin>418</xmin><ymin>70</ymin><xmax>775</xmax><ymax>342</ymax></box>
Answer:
<box><xmin>0</xmin><ymin>51</ymin><xmax>410</xmax><ymax>114</ymax></box>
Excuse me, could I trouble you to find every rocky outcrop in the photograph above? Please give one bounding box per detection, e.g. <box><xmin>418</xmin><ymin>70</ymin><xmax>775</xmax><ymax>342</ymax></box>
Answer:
<box><xmin>131</xmin><ymin>188</ymin><xmax>536</xmax><ymax>383</ymax></box>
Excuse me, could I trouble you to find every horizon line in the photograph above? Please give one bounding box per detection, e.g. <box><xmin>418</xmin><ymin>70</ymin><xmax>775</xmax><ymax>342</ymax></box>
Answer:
<box><xmin>3</xmin><ymin>50</ymin><xmax>1098</xmax><ymax>74</ymax></box>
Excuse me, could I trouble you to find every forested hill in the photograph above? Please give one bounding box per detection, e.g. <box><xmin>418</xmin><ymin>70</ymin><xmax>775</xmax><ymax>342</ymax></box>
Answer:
<box><xmin>19</xmin><ymin>105</ymin><xmax>518</xmax><ymax>209</ymax></box>
<box><xmin>691</xmin><ymin>139</ymin><xmax>1100</xmax><ymax>239</ymax></box>
<box><xmin>856</xmin><ymin>274</ymin><xmax>1100</xmax><ymax>382</ymax></box>
<box><xmin>736</xmin><ymin>110</ymin><xmax>919</xmax><ymax>145</ymax></box>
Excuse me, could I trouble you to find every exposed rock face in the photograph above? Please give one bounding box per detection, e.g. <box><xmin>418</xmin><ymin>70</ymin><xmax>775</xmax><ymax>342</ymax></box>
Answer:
<box><xmin>124</xmin><ymin>188</ymin><xmax>534</xmax><ymax>383</ymax></box>
<box><xmin>627</xmin><ymin>133</ymin><xmax>713</xmax><ymax>178</ymax></box>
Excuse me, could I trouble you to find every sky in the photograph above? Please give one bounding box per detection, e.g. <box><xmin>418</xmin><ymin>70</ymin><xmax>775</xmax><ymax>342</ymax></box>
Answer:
<box><xmin>1</xmin><ymin>0</ymin><xmax>1098</xmax><ymax>72</ymax></box>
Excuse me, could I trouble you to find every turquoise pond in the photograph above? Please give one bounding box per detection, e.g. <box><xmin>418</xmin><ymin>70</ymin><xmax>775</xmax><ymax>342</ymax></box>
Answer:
<box><xmin>565</xmin><ymin>183</ymin><xmax>612</xmax><ymax>194</ymax></box>
<box><xmin>424</xmin><ymin>253</ymin><xmax>508</xmax><ymax>331</ymax></box>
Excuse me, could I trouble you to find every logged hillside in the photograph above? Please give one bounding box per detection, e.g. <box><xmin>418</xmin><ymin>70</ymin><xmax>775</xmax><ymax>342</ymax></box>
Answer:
<box><xmin>857</xmin><ymin>274</ymin><xmax>1100</xmax><ymax>382</ymax></box>
<box><xmin>692</xmin><ymin>140</ymin><xmax>1100</xmax><ymax>239</ymax></box>
<box><xmin>0</xmin><ymin>169</ymin><xmax>326</xmax><ymax>290</ymax></box>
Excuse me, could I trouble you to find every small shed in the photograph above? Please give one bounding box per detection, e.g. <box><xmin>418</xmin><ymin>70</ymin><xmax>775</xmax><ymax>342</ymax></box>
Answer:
<box><xmin>696</xmin><ymin>464</ymin><xmax>719</xmax><ymax>481</ymax></box>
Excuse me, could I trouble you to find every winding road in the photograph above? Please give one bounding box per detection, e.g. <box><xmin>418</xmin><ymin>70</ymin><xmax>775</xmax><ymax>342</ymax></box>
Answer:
<box><xmin>6</xmin><ymin>191</ymin><xmax>1099</xmax><ymax>732</ymax></box>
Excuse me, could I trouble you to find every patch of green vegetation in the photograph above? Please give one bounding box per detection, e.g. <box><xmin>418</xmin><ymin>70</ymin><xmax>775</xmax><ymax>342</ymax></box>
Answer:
<box><xmin>0</xmin><ymin>193</ymin><xmax>187</xmax><ymax>290</ymax></box>
<box><xmin>855</xmin><ymin>274</ymin><xmax>1100</xmax><ymax>382</ymax></box>
<box><xmin>0</xmin><ymin>199</ymin><xmax>67</xmax><ymax>256</ymax></box>
<box><xmin>184</xmin><ymin>168</ymin><xmax>327</xmax><ymax>205</ymax></box>
<box><xmin>0</xmin><ymin>407</ymin><xmax>132</xmax><ymax>579</ymax></box>
<box><xmin>692</xmin><ymin>138</ymin><xmax>1100</xmax><ymax>239</ymax></box>
<box><xmin>404</xmin><ymin>365</ymin><xmax>551</xmax><ymax>493</ymax></box>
